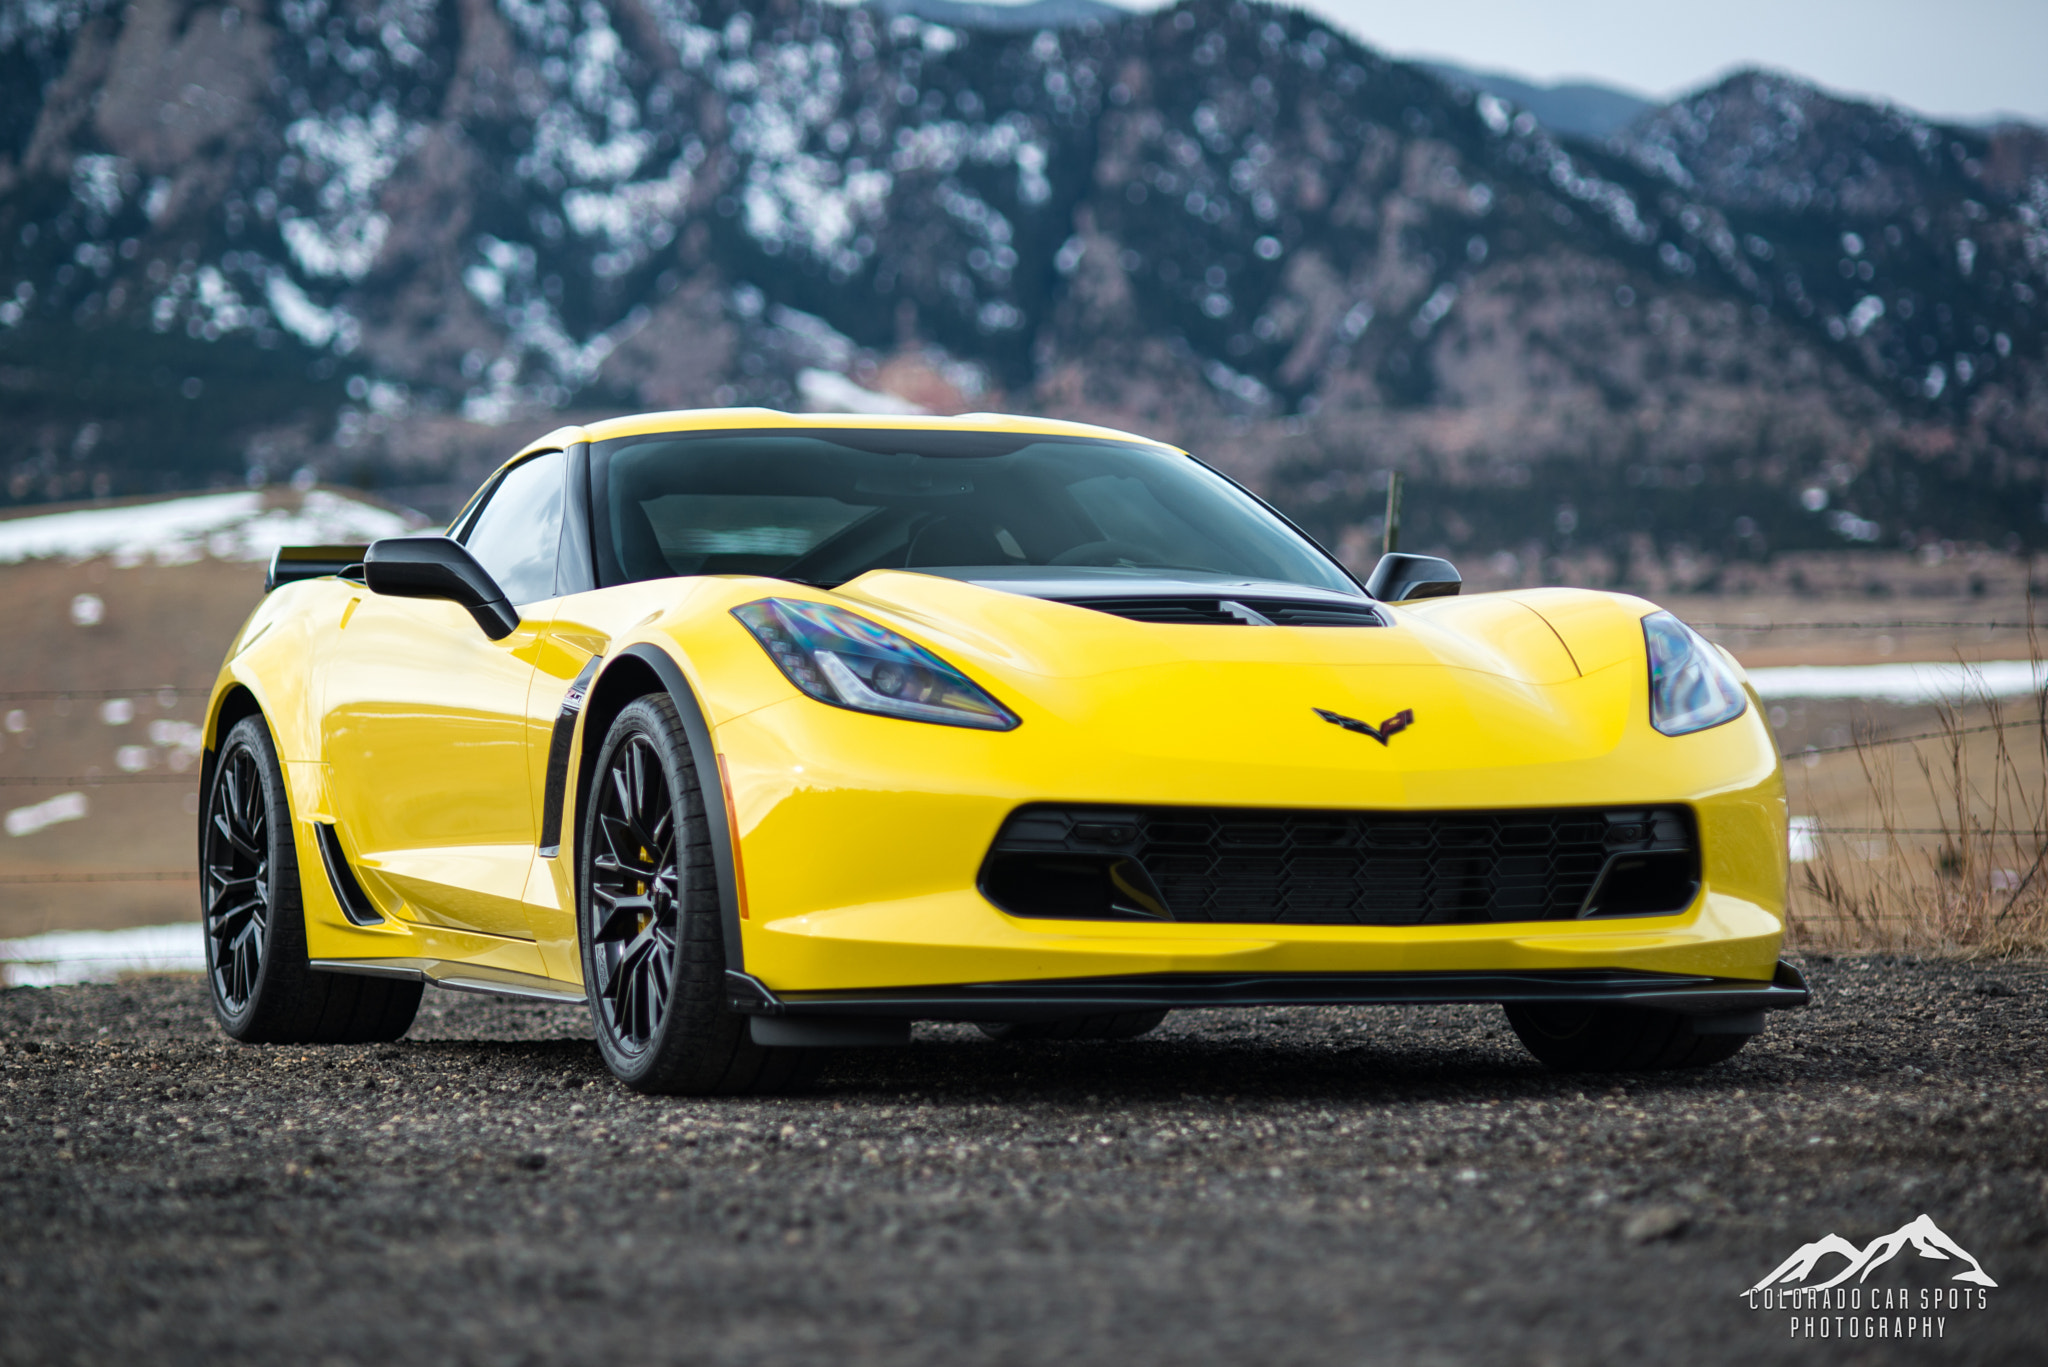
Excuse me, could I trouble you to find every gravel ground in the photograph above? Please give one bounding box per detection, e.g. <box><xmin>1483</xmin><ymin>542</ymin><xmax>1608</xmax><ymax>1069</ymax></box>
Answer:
<box><xmin>2</xmin><ymin>956</ymin><xmax>2044</xmax><ymax>1366</ymax></box>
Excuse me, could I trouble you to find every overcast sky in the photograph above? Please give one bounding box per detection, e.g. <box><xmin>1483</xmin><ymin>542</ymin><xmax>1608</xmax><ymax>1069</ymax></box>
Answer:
<box><xmin>1093</xmin><ymin>0</ymin><xmax>2048</xmax><ymax>124</ymax></box>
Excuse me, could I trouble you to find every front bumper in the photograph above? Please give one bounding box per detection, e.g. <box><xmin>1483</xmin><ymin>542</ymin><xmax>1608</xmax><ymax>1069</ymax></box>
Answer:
<box><xmin>719</xmin><ymin>687</ymin><xmax>1789</xmax><ymax>993</ymax></box>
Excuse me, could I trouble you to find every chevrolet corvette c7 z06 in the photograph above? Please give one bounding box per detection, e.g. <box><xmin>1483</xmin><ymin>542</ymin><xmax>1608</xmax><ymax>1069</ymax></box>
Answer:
<box><xmin>199</xmin><ymin>409</ymin><xmax>1806</xmax><ymax>1091</ymax></box>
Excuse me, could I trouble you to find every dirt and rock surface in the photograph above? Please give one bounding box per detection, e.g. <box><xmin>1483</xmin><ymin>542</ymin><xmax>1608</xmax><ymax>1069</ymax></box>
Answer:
<box><xmin>2</xmin><ymin>956</ymin><xmax>2044</xmax><ymax>1366</ymax></box>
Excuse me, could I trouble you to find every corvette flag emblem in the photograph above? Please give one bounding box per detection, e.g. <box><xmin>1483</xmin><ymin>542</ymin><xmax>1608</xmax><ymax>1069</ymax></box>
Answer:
<box><xmin>1314</xmin><ymin>707</ymin><xmax>1414</xmax><ymax>745</ymax></box>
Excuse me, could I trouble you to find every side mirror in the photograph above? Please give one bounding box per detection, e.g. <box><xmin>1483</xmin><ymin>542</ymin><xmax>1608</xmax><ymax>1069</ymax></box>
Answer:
<box><xmin>364</xmin><ymin>537</ymin><xmax>520</xmax><ymax>640</ymax></box>
<box><xmin>1365</xmin><ymin>552</ymin><xmax>1462</xmax><ymax>603</ymax></box>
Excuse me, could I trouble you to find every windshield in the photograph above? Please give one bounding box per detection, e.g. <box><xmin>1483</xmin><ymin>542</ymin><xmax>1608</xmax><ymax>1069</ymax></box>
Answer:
<box><xmin>589</xmin><ymin>429</ymin><xmax>1358</xmax><ymax>594</ymax></box>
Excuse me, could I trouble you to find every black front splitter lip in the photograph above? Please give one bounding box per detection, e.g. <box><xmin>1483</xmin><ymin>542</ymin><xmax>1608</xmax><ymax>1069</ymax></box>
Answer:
<box><xmin>726</xmin><ymin>960</ymin><xmax>1810</xmax><ymax>1023</ymax></box>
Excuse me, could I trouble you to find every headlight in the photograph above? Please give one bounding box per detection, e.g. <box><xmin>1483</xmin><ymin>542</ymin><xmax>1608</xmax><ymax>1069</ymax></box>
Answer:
<box><xmin>732</xmin><ymin>598</ymin><xmax>1020</xmax><ymax>731</ymax></box>
<box><xmin>1643</xmin><ymin>610</ymin><xmax>1748</xmax><ymax>736</ymax></box>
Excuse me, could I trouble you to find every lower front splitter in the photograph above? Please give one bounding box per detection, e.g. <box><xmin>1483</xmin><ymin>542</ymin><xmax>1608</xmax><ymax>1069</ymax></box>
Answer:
<box><xmin>726</xmin><ymin>959</ymin><xmax>1810</xmax><ymax>1024</ymax></box>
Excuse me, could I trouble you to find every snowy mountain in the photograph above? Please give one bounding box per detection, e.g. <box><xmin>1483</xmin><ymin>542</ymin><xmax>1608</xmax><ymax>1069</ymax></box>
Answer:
<box><xmin>1</xmin><ymin>0</ymin><xmax>2044</xmax><ymax>572</ymax></box>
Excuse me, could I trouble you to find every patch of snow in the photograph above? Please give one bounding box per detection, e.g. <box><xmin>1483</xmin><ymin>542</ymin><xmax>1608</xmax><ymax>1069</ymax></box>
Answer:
<box><xmin>70</xmin><ymin>153</ymin><xmax>126</xmax><ymax>218</ymax></box>
<box><xmin>770</xmin><ymin>305</ymin><xmax>858</xmax><ymax>370</ymax></box>
<box><xmin>562</xmin><ymin>144</ymin><xmax>705</xmax><ymax>276</ymax></box>
<box><xmin>1746</xmin><ymin>660</ymin><xmax>2048</xmax><ymax>704</ymax></box>
<box><xmin>281</xmin><ymin>213</ymin><xmax>390</xmax><ymax>282</ymax></box>
<box><xmin>279</xmin><ymin>104</ymin><xmax>420</xmax><ymax>280</ymax></box>
<box><xmin>5</xmin><ymin>791</ymin><xmax>87</xmax><ymax>838</ymax></box>
<box><xmin>1539</xmin><ymin>143</ymin><xmax>1653</xmax><ymax>244</ymax></box>
<box><xmin>0</xmin><ymin>490</ymin><xmax>416</xmax><ymax>567</ymax></box>
<box><xmin>217</xmin><ymin>490</ymin><xmax>417</xmax><ymax>562</ymax></box>
<box><xmin>1203</xmin><ymin>359</ymin><xmax>1271</xmax><ymax>407</ymax></box>
<box><xmin>0</xmin><ymin>923</ymin><xmax>204</xmax><ymax>988</ymax></box>
<box><xmin>458</xmin><ymin>235</ymin><xmax>652</xmax><ymax>421</ymax></box>
<box><xmin>796</xmin><ymin>368</ymin><xmax>924</xmax><ymax>414</ymax></box>
<box><xmin>264</xmin><ymin>272</ymin><xmax>357</xmax><ymax>351</ymax></box>
<box><xmin>1410</xmin><ymin>283</ymin><xmax>1458</xmax><ymax>337</ymax></box>
<box><xmin>191</xmin><ymin>266</ymin><xmax>254</xmax><ymax>335</ymax></box>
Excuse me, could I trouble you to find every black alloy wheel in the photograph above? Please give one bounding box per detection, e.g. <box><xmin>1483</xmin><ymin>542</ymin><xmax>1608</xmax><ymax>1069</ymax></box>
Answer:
<box><xmin>579</xmin><ymin>694</ymin><xmax>814</xmax><ymax>1095</ymax></box>
<box><xmin>587</xmin><ymin>728</ymin><xmax>682</xmax><ymax>1051</ymax></box>
<box><xmin>203</xmin><ymin>734</ymin><xmax>272</xmax><ymax>1014</ymax></box>
<box><xmin>202</xmin><ymin>714</ymin><xmax>422</xmax><ymax>1044</ymax></box>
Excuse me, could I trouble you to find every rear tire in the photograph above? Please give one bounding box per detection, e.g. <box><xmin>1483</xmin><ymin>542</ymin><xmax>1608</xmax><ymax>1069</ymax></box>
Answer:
<box><xmin>976</xmin><ymin>1010</ymin><xmax>1169</xmax><ymax>1042</ymax></box>
<box><xmin>1503</xmin><ymin>1002</ymin><xmax>1749</xmax><ymax>1071</ymax></box>
<box><xmin>580</xmin><ymin>695</ymin><xmax>814</xmax><ymax>1095</ymax></box>
<box><xmin>203</xmin><ymin>715</ymin><xmax>422</xmax><ymax>1044</ymax></box>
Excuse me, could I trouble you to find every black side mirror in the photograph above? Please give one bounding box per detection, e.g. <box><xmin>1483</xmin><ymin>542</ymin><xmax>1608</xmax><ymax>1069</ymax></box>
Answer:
<box><xmin>1365</xmin><ymin>552</ymin><xmax>1462</xmax><ymax>603</ymax></box>
<box><xmin>364</xmin><ymin>537</ymin><xmax>520</xmax><ymax>640</ymax></box>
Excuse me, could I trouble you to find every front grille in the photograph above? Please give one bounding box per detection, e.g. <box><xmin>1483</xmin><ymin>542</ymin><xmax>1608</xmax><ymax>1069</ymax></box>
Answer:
<box><xmin>1060</xmin><ymin>596</ymin><xmax>1385</xmax><ymax>627</ymax></box>
<box><xmin>980</xmin><ymin>803</ymin><xmax>1699</xmax><ymax>925</ymax></box>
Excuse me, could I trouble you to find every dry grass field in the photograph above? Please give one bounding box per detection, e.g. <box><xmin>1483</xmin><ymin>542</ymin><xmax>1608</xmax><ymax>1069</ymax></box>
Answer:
<box><xmin>1779</xmin><ymin>700</ymin><xmax>2048</xmax><ymax>956</ymax></box>
<box><xmin>1664</xmin><ymin>595</ymin><xmax>2048</xmax><ymax>957</ymax></box>
<box><xmin>0</xmin><ymin>554</ymin><xmax>261</xmax><ymax>938</ymax></box>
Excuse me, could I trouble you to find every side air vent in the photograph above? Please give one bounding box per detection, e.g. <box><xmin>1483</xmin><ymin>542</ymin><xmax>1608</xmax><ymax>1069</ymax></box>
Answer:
<box><xmin>314</xmin><ymin>821</ymin><xmax>386</xmax><ymax>926</ymax></box>
<box><xmin>1062</xmin><ymin>597</ymin><xmax>1385</xmax><ymax>627</ymax></box>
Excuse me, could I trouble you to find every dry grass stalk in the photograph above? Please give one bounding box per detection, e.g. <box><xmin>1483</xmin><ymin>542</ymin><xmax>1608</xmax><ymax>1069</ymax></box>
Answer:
<box><xmin>1790</xmin><ymin>613</ymin><xmax>2048</xmax><ymax>956</ymax></box>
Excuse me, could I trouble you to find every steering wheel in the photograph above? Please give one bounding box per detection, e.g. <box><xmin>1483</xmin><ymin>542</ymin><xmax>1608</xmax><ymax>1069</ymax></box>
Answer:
<box><xmin>1049</xmin><ymin>540</ymin><xmax>1155</xmax><ymax>567</ymax></box>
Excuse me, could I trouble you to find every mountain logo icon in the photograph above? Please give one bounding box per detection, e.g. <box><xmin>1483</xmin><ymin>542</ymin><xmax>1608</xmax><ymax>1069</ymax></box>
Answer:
<box><xmin>1744</xmin><ymin>1214</ymin><xmax>1997</xmax><ymax>1295</ymax></box>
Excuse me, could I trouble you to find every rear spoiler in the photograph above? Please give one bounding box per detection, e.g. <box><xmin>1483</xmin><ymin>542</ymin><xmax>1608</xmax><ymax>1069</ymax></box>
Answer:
<box><xmin>266</xmin><ymin>544</ymin><xmax>370</xmax><ymax>593</ymax></box>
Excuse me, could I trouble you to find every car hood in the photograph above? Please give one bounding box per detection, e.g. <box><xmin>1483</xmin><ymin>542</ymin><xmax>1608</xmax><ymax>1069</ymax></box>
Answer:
<box><xmin>834</xmin><ymin>569</ymin><xmax>1654</xmax><ymax>686</ymax></box>
<box><xmin>819</xmin><ymin>571</ymin><xmax>1672</xmax><ymax>775</ymax></box>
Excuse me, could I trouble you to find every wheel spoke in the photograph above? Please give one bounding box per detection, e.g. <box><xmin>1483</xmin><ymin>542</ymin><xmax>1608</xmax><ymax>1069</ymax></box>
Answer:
<box><xmin>615</xmin><ymin>931</ymin><xmax>655</xmax><ymax>1040</ymax></box>
<box><xmin>207</xmin><ymin>894</ymin><xmax>262</xmax><ymax>940</ymax></box>
<box><xmin>213</xmin><ymin>807</ymin><xmax>259</xmax><ymax>860</ymax></box>
<box><xmin>591</xmin><ymin>893</ymin><xmax>651</xmax><ymax>944</ymax></box>
<box><xmin>595</xmin><ymin>822</ymin><xmax>655</xmax><ymax>878</ymax></box>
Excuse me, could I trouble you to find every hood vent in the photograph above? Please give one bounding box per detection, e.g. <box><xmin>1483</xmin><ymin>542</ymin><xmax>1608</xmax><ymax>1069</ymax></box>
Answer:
<box><xmin>1061</xmin><ymin>596</ymin><xmax>1386</xmax><ymax>627</ymax></box>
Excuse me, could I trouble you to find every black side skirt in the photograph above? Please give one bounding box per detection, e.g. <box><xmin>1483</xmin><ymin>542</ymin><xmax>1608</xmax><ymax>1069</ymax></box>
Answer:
<box><xmin>725</xmin><ymin>960</ymin><xmax>1810</xmax><ymax>1023</ymax></box>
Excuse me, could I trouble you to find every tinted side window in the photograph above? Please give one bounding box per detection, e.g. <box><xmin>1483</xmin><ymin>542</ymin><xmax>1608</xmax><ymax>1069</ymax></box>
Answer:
<box><xmin>464</xmin><ymin>450</ymin><xmax>564</xmax><ymax>605</ymax></box>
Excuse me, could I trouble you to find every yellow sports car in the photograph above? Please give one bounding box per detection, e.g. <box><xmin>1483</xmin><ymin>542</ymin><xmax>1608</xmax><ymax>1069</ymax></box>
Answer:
<box><xmin>201</xmin><ymin>409</ymin><xmax>1805</xmax><ymax>1092</ymax></box>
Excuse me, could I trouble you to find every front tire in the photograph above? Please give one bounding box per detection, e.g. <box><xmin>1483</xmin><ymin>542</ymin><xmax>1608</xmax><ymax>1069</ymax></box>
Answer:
<box><xmin>580</xmin><ymin>695</ymin><xmax>811</xmax><ymax>1095</ymax></box>
<box><xmin>1503</xmin><ymin>1002</ymin><xmax>1750</xmax><ymax>1071</ymax></box>
<box><xmin>202</xmin><ymin>714</ymin><xmax>422</xmax><ymax>1043</ymax></box>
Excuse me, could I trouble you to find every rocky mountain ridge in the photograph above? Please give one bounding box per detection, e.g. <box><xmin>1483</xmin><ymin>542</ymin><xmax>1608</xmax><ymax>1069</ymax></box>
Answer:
<box><xmin>2</xmin><ymin>0</ymin><xmax>2044</xmax><ymax>585</ymax></box>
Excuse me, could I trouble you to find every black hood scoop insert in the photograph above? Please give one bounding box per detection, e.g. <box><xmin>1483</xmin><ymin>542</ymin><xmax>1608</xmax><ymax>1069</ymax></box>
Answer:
<box><xmin>1056</xmin><ymin>595</ymin><xmax>1386</xmax><ymax>627</ymax></box>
